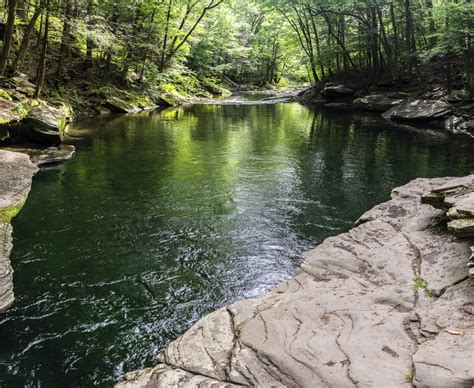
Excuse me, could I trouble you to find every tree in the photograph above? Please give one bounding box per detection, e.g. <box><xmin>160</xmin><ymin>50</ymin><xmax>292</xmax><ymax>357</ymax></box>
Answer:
<box><xmin>0</xmin><ymin>0</ymin><xmax>18</xmax><ymax>75</ymax></box>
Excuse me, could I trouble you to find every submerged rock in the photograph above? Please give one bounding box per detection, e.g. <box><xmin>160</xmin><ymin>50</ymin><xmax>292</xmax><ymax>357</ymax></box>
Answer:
<box><xmin>0</xmin><ymin>150</ymin><xmax>38</xmax><ymax>312</ymax></box>
<box><xmin>118</xmin><ymin>175</ymin><xmax>474</xmax><ymax>387</ymax></box>
<box><xmin>383</xmin><ymin>100</ymin><xmax>453</xmax><ymax>122</ymax></box>
<box><xmin>354</xmin><ymin>94</ymin><xmax>405</xmax><ymax>112</ymax></box>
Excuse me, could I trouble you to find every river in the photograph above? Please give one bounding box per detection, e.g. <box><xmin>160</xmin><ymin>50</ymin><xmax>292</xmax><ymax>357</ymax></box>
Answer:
<box><xmin>1</xmin><ymin>100</ymin><xmax>473</xmax><ymax>386</ymax></box>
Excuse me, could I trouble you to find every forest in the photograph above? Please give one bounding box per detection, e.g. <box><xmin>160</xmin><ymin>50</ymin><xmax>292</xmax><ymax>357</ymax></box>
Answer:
<box><xmin>0</xmin><ymin>0</ymin><xmax>472</xmax><ymax>102</ymax></box>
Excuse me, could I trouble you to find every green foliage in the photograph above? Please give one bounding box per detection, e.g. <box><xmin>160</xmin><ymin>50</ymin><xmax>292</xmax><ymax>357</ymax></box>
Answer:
<box><xmin>1</xmin><ymin>0</ymin><xmax>472</xmax><ymax>98</ymax></box>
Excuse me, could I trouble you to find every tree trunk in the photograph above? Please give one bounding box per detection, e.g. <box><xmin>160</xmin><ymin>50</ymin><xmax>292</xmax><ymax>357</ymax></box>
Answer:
<box><xmin>12</xmin><ymin>0</ymin><xmax>44</xmax><ymax>73</ymax></box>
<box><xmin>57</xmin><ymin>0</ymin><xmax>73</xmax><ymax>77</ymax></box>
<box><xmin>34</xmin><ymin>1</ymin><xmax>49</xmax><ymax>99</ymax></box>
<box><xmin>405</xmin><ymin>0</ymin><xmax>416</xmax><ymax>73</ymax></box>
<box><xmin>160</xmin><ymin>0</ymin><xmax>173</xmax><ymax>71</ymax></box>
<box><xmin>16</xmin><ymin>0</ymin><xmax>26</xmax><ymax>19</ymax></box>
<box><xmin>85</xmin><ymin>0</ymin><xmax>94</xmax><ymax>65</ymax></box>
<box><xmin>0</xmin><ymin>0</ymin><xmax>18</xmax><ymax>75</ymax></box>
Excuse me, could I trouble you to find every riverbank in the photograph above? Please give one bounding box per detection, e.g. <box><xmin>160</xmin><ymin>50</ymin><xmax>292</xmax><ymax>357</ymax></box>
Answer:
<box><xmin>0</xmin><ymin>150</ymin><xmax>37</xmax><ymax>312</ymax></box>
<box><xmin>298</xmin><ymin>82</ymin><xmax>474</xmax><ymax>139</ymax></box>
<box><xmin>118</xmin><ymin>174</ymin><xmax>474</xmax><ymax>387</ymax></box>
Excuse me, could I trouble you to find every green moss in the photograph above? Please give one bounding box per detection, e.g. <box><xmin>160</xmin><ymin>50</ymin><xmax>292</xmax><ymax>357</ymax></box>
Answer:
<box><xmin>413</xmin><ymin>277</ymin><xmax>428</xmax><ymax>292</ymax></box>
<box><xmin>0</xmin><ymin>89</ymin><xmax>12</xmax><ymax>100</ymax></box>
<box><xmin>13</xmin><ymin>99</ymin><xmax>38</xmax><ymax>119</ymax></box>
<box><xmin>0</xmin><ymin>195</ymin><xmax>28</xmax><ymax>223</ymax></box>
<box><xmin>405</xmin><ymin>369</ymin><xmax>414</xmax><ymax>382</ymax></box>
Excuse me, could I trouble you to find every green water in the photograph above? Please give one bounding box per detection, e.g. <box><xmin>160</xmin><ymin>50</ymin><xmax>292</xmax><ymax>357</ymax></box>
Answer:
<box><xmin>1</xmin><ymin>102</ymin><xmax>473</xmax><ymax>387</ymax></box>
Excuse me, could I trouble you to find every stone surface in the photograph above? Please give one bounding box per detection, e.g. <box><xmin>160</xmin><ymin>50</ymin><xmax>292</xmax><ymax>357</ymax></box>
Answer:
<box><xmin>105</xmin><ymin>97</ymin><xmax>141</xmax><ymax>114</ymax></box>
<box><xmin>448</xmin><ymin>219</ymin><xmax>474</xmax><ymax>238</ymax></box>
<box><xmin>0</xmin><ymin>97</ymin><xmax>25</xmax><ymax>126</ymax></box>
<box><xmin>5</xmin><ymin>145</ymin><xmax>76</xmax><ymax>166</ymax></box>
<box><xmin>446</xmin><ymin>192</ymin><xmax>474</xmax><ymax>219</ymax></box>
<box><xmin>0</xmin><ymin>150</ymin><xmax>38</xmax><ymax>312</ymax></box>
<box><xmin>321</xmin><ymin>85</ymin><xmax>354</xmax><ymax>99</ymax></box>
<box><xmin>155</xmin><ymin>92</ymin><xmax>187</xmax><ymax>107</ymax></box>
<box><xmin>118</xmin><ymin>175</ymin><xmax>474</xmax><ymax>387</ymax></box>
<box><xmin>7</xmin><ymin>101</ymin><xmax>73</xmax><ymax>145</ymax></box>
<box><xmin>353</xmin><ymin>94</ymin><xmax>405</xmax><ymax>112</ymax></box>
<box><xmin>383</xmin><ymin>100</ymin><xmax>453</xmax><ymax>122</ymax></box>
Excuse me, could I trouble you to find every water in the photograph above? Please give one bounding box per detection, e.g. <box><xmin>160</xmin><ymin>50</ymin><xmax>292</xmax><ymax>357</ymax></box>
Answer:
<box><xmin>1</xmin><ymin>102</ymin><xmax>474</xmax><ymax>387</ymax></box>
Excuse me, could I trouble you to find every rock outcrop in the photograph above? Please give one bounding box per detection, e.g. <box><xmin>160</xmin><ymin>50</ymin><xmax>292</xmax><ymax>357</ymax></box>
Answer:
<box><xmin>382</xmin><ymin>100</ymin><xmax>453</xmax><ymax>122</ymax></box>
<box><xmin>321</xmin><ymin>85</ymin><xmax>354</xmax><ymax>99</ymax></box>
<box><xmin>4</xmin><ymin>145</ymin><xmax>76</xmax><ymax>166</ymax></box>
<box><xmin>0</xmin><ymin>98</ymin><xmax>73</xmax><ymax>145</ymax></box>
<box><xmin>118</xmin><ymin>175</ymin><xmax>474</xmax><ymax>387</ymax></box>
<box><xmin>11</xmin><ymin>102</ymin><xmax>73</xmax><ymax>145</ymax></box>
<box><xmin>353</xmin><ymin>94</ymin><xmax>405</xmax><ymax>112</ymax></box>
<box><xmin>422</xmin><ymin>176</ymin><xmax>474</xmax><ymax>278</ymax></box>
<box><xmin>0</xmin><ymin>150</ymin><xmax>38</xmax><ymax>312</ymax></box>
<box><xmin>105</xmin><ymin>97</ymin><xmax>142</xmax><ymax>114</ymax></box>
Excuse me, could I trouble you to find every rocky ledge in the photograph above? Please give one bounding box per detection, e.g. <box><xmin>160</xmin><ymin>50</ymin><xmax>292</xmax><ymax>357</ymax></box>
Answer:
<box><xmin>0</xmin><ymin>150</ymin><xmax>38</xmax><ymax>312</ymax></box>
<box><xmin>118</xmin><ymin>175</ymin><xmax>474</xmax><ymax>387</ymax></box>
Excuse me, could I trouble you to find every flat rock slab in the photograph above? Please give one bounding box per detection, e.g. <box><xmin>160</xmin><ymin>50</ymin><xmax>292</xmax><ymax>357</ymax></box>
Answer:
<box><xmin>354</xmin><ymin>94</ymin><xmax>405</xmax><ymax>112</ymax></box>
<box><xmin>5</xmin><ymin>145</ymin><xmax>76</xmax><ymax>166</ymax></box>
<box><xmin>0</xmin><ymin>150</ymin><xmax>37</xmax><ymax>312</ymax></box>
<box><xmin>118</xmin><ymin>176</ymin><xmax>474</xmax><ymax>387</ymax></box>
<box><xmin>383</xmin><ymin>100</ymin><xmax>453</xmax><ymax>122</ymax></box>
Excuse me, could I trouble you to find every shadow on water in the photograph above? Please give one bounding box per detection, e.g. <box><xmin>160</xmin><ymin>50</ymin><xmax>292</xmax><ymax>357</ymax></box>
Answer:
<box><xmin>1</xmin><ymin>102</ymin><xmax>474</xmax><ymax>386</ymax></box>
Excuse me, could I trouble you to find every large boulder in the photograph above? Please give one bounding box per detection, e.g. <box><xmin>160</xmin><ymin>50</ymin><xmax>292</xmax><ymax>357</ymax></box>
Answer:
<box><xmin>155</xmin><ymin>92</ymin><xmax>187</xmax><ymax>107</ymax></box>
<box><xmin>14</xmin><ymin>102</ymin><xmax>73</xmax><ymax>145</ymax></box>
<box><xmin>105</xmin><ymin>97</ymin><xmax>140</xmax><ymax>114</ymax></box>
<box><xmin>321</xmin><ymin>84</ymin><xmax>354</xmax><ymax>99</ymax></box>
<box><xmin>354</xmin><ymin>94</ymin><xmax>405</xmax><ymax>112</ymax></box>
<box><xmin>383</xmin><ymin>100</ymin><xmax>453</xmax><ymax>122</ymax></box>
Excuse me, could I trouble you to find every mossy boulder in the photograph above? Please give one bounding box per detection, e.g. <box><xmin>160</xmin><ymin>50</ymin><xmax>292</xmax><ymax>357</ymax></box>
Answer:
<box><xmin>105</xmin><ymin>97</ymin><xmax>140</xmax><ymax>113</ymax></box>
<box><xmin>6</xmin><ymin>101</ymin><xmax>73</xmax><ymax>145</ymax></box>
<box><xmin>156</xmin><ymin>92</ymin><xmax>187</xmax><ymax>107</ymax></box>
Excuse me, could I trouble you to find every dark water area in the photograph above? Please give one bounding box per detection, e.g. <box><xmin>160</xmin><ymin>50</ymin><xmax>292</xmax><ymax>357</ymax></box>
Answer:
<box><xmin>1</xmin><ymin>102</ymin><xmax>474</xmax><ymax>386</ymax></box>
